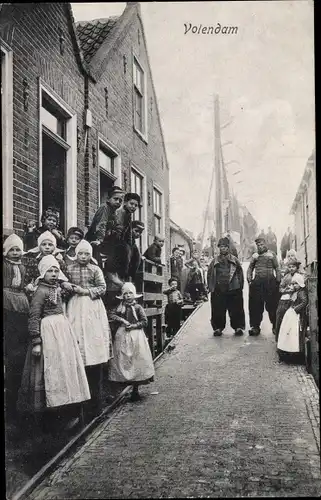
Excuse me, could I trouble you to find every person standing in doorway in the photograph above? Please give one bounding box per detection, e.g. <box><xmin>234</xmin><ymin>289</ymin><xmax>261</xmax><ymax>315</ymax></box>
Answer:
<box><xmin>247</xmin><ymin>237</ymin><xmax>281</xmax><ymax>336</ymax></box>
<box><xmin>207</xmin><ymin>237</ymin><xmax>245</xmax><ymax>337</ymax></box>
<box><xmin>128</xmin><ymin>221</ymin><xmax>145</xmax><ymax>284</ymax></box>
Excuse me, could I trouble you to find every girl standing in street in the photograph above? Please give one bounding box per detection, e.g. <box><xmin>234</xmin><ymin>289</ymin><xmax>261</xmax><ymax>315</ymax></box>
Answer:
<box><xmin>66</xmin><ymin>240</ymin><xmax>112</xmax><ymax>419</ymax></box>
<box><xmin>275</xmin><ymin>258</ymin><xmax>308</xmax><ymax>361</ymax></box>
<box><xmin>17</xmin><ymin>255</ymin><xmax>90</xmax><ymax>428</ymax></box>
<box><xmin>3</xmin><ymin>234</ymin><xmax>30</xmax><ymax>424</ymax></box>
<box><xmin>109</xmin><ymin>282</ymin><xmax>155</xmax><ymax>401</ymax></box>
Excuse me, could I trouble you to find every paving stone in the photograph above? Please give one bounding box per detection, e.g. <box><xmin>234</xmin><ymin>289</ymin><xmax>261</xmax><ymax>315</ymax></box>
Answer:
<box><xmin>28</xmin><ymin>295</ymin><xmax>320</xmax><ymax>499</ymax></box>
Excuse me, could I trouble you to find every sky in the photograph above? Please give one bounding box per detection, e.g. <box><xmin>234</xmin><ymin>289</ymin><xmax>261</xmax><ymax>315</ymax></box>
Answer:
<box><xmin>71</xmin><ymin>1</ymin><xmax>315</xmax><ymax>242</ymax></box>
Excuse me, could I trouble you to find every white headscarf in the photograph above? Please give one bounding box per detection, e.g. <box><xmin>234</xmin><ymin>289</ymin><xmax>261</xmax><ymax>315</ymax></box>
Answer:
<box><xmin>75</xmin><ymin>239</ymin><xmax>98</xmax><ymax>264</ymax></box>
<box><xmin>37</xmin><ymin>231</ymin><xmax>57</xmax><ymax>248</ymax></box>
<box><xmin>292</xmin><ymin>272</ymin><xmax>305</xmax><ymax>288</ymax></box>
<box><xmin>116</xmin><ymin>282</ymin><xmax>142</xmax><ymax>300</ymax></box>
<box><xmin>3</xmin><ymin>234</ymin><xmax>24</xmax><ymax>256</ymax></box>
<box><xmin>35</xmin><ymin>255</ymin><xmax>68</xmax><ymax>285</ymax></box>
<box><xmin>3</xmin><ymin>234</ymin><xmax>25</xmax><ymax>288</ymax></box>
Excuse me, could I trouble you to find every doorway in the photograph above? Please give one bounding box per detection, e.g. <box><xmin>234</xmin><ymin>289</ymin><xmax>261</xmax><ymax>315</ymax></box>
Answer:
<box><xmin>42</xmin><ymin>132</ymin><xmax>66</xmax><ymax>231</ymax></box>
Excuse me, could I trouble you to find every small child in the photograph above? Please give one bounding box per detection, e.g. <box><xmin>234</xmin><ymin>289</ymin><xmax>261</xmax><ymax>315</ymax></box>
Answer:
<box><xmin>275</xmin><ymin>258</ymin><xmax>308</xmax><ymax>343</ymax></box>
<box><xmin>143</xmin><ymin>235</ymin><xmax>165</xmax><ymax>265</ymax></box>
<box><xmin>23</xmin><ymin>208</ymin><xmax>67</xmax><ymax>251</ymax></box>
<box><xmin>17</xmin><ymin>255</ymin><xmax>90</xmax><ymax>422</ymax></box>
<box><xmin>163</xmin><ymin>277</ymin><xmax>183</xmax><ymax>338</ymax></box>
<box><xmin>3</xmin><ymin>234</ymin><xmax>30</xmax><ymax>422</ymax></box>
<box><xmin>66</xmin><ymin>240</ymin><xmax>111</xmax><ymax>418</ymax></box>
<box><xmin>23</xmin><ymin>231</ymin><xmax>66</xmax><ymax>296</ymax></box>
<box><xmin>109</xmin><ymin>283</ymin><xmax>155</xmax><ymax>401</ymax></box>
<box><xmin>64</xmin><ymin>227</ymin><xmax>84</xmax><ymax>266</ymax></box>
<box><xmin>185</xmin><ymin>259</ymin><xmax>207</xmax><ymax>303</ymax></box>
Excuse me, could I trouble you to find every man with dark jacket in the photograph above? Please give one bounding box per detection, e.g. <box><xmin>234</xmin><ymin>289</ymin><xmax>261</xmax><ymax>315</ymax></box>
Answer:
<box><xmin>247</xmin><ymin>236</ymin><xmax>281</xmax><ymax>336</ymax></box>
<box><xmin>128</xmin><ymin>221</ymin><xmax>145</xmax><ymax>284</ymax></box>
<box><xmin>207</xmin><ymin>237</ymin><xmax>245</xmax><ymax>337</ymax></box>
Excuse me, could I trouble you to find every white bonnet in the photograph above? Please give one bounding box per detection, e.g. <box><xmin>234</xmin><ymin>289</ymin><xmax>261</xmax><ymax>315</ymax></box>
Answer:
<box><xmin>37</xmin><ymin>231</ymin><xmax>57</xmax><ymax>248</ymax></box>
<box><xmin>35</xmin><ymin>255</ymin><xmax>68</xmax><ymax>285</ymax></box>
<box><xmin>3</xmin><ymin>234</ymin><xmax>24</xmax><ymax>256</ymax></box>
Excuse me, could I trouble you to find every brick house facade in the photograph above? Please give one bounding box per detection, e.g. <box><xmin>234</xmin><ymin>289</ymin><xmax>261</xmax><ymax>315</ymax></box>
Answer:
<box><xmin>1</xmin><ymin>2</ymin><xmax>170</xmax><ymax>274</ymax></box>
<box><xmin>290</xmin><ymin>150</ymin><xmax>316</xmax><ymax>269</ymax></box>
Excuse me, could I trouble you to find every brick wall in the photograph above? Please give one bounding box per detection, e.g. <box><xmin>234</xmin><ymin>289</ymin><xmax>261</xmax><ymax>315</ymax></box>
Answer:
<box><xmin>2</xmin><ymin>4</ymin><xmax>170</xmax><ymax>289</ymax></box>
<box><xmin>293</xmin><ymin>169</ymin><xmax>317</xmax><ymax>268</ymax></box>
<box><xmin>1</xmin><ymin>3</ymin><xmax>86</xmax><ymax>236</ymax></box>
<box><xmin>86</xmin><ymin>10</ymin><xmax>170</xmax><ymax>284</ymax></box>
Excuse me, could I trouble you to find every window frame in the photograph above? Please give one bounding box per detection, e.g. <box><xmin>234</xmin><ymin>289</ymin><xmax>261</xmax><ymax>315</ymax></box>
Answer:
<box><xmin>39</xmin><ymin>79</ymin><xmax>77</xmax><ymax>230</ymax></box>
<box><xmin>97</xmin><ymin>137</ymin><xmax>122</xmax><ymax>206</ymax></box>
<box><xmin>131</xmin><ymin>165</ymin><xmax>148</xmax><ymax>252</ymax></box>
<box><xmin>152</xmin><ymin>183</ymin><xmax>166</xmax><ymax>264</ymax></box>
<box><xmin>132</xmin><ymin>54</ymin><xmax>148</xmax><ymax>142</ymax></box>
<box><xmin>1</xmin><ymin>40</ymin><xmax>13</xmax><ymax>234</ymax></box>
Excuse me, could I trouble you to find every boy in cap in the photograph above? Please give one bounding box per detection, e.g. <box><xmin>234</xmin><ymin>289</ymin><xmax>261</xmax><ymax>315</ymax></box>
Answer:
<box><xmin>86</xmin><ymin>185</ymin><xmax>124</xmax><ymax>274</ymax></box>
<box><xmin>143</xmin><ymin>235</ymin><xmax>165</xmax><ymax>265</ymax></box>
<box><xmin>247</xmin><ymin>236</ymin><xmax>281</xmax><ymax>336</ymax></box>
<box><xmin>113</xmin><ymin>193</ymin><xmax>141</xmax><ymax>280</ymax></box>
<box><xmin>207</xmin><ymin>236</ymin><xmax>245</xmax><ymax>336</ymax></box>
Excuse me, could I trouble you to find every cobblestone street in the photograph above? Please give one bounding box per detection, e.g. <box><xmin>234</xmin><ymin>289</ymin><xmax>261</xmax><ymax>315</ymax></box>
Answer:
<box><xmin>27</xmin><ymin>280</ymin><xmax>320</xmax><ymax>499</ymax></box>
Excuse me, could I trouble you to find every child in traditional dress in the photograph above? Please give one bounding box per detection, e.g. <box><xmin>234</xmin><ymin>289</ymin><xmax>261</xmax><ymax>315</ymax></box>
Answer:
<box><xmin>64</xmin><ymin>227</ymin><xmax>84</xmax><ymax>266</ymax></box>
<box><xmin>24</xmin><ymin>231</ymin><xmax>67</xmax><ymax>297</ymax></box>
<box><xmin>65</xmin><ymin>240</ymin><xmax>111</xmax><ymax>419</ymax></box>
<box><xmin>164</xmin><ymin>277</ymin><xmax>183</xmax><ymax>338</ymax></box>
<box><xmin>275</xmin><ymin>258</ymin><xmax>308</xmax><ymax>361</ymax></box>
<box><xmin>17</xmin><ymin>255</ymin><xmax>90</xmax><ymax>430</ymax></box>
<box><xmin>3</xmin><ymin>234</ymin><xmax>30</xmax><ymax>423</ymax></box>
<box><xmin>109</xmin><ymin>282</ymin><xmax>155</xmax><ymax>401</ymax></box>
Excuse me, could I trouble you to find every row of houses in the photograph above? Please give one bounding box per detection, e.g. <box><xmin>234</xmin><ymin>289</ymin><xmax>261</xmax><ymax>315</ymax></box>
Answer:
<box><xmin>290</xmin><ymin>149</ymin><xmax>318</xmax><ymax>387</ymax></box>
<box><xmin>1</xmin><ymin>2</ymin><xmax>171</xmax><ymax>277</ymax></box>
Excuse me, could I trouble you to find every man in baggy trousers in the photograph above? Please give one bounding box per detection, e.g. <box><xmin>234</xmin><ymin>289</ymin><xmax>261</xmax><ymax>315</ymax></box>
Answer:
<box><xmin>247</xmin><ymin>237</ymin><xmax>281</xmax><ymax>336</ymax></box>
<box><xmin>207</xmin><ymin>237</ymin><xmax>245</xmax><ymax>336</ymax></box>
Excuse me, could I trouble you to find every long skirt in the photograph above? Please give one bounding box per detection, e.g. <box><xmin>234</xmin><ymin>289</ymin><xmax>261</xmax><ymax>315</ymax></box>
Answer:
<box><xmin>109</xmin><ymin>326</ymin><xmax>155</xmax><ymax>384</ymax></box>
<box><xmin>67</xmin><ymin>295</ymin><xmax>112</xmax><ymax>366</ymax></box>
<box><xmin>18</xmin><ymin>314</ymin><xmax>90</xmax><ymax>412</ymax></box>
<box><xmin>277</xmin><ymin>307</ymin><xmax>300</xmax><ymax>353</ymax></box>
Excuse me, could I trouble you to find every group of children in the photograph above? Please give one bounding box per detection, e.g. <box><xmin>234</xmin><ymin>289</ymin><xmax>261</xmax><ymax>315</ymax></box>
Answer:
<box><xmin>4</xmin><ymin>209</ymin><xmax>155</xmax><ymax>436</ymax></box>
<box><xmin>163</xmin><ymin>248</ymin><xmax>209</xmax><ymax>339</ymax></box>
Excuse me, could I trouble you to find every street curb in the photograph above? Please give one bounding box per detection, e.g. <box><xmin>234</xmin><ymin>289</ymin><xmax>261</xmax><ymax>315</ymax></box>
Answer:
<box><xmin>11</xmin><ymin>303</ymin><xmax>204</xmax><ymax>500</ymax></box>
<box><xmin>153</xmin><ymin>303</ymin><xmax>204</xmax><ymax>364</ymax></box>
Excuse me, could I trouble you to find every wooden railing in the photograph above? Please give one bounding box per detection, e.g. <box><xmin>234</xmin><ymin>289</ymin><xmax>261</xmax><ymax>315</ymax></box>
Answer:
<box><xmin>135</xmin><ymin>258</ymin><xmax>164</xmax><ymax>358</ymax></box>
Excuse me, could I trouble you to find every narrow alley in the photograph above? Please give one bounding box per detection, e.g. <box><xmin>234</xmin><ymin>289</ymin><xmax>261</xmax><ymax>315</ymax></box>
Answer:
<box><xmin>26</xmin><ymin>279</ymin><xmax>320</xmax><ymax>499</ymax></box>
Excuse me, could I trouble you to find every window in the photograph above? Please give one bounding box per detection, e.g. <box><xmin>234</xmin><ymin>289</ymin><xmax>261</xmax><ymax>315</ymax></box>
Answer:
<box><xmin>99</xmin><ymin>148</ymin><xmax>115</xmax><ymax>177</ymax></box>
<box><xmin>1</xmin><ymin>42</ymin><xmax>13</xmax><ymax>233</ymax></box>
<box><xmin>98</xmin><ymin>143</ymin><xmax>118</xmax><ymax>205</ymax></box>
<box><xmin>133</xmin><ymin>57</ymin><xmax>146</xmax><ymax>136</ymax></box>
<box><xmin>131</xmin><ymin>169</ymin><xmax>143</xmax><ymax>222</ymax></box>
<box><xmin>131</xmin><ymin>168</ymin><xmax>145</xmax><ymax>252</ymax></box>
<box><xmin>42</xmin><ymin>94</ymin><xmax>66</xmax><ymax>140</ymax></box>
<box><xmin>153</xmin><ymin>188</ymin><xmax>162</xmax><ymax>236</ymax></box>
<box><xmin>40</xmin><ymin>83</ymin><xmax>77</xmax><ymax>232</ymax></box>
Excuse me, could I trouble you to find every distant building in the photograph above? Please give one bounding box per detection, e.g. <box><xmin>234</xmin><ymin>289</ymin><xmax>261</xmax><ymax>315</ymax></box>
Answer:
<box><xmin>169</xmin><ymin>219</ymin><xmax>193</xmax><ymax>259</ymax></box>
<box><xmin>290</xmin><ymin>150</ymin><xmax>316</xmax><ymax>268</ymax></box>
